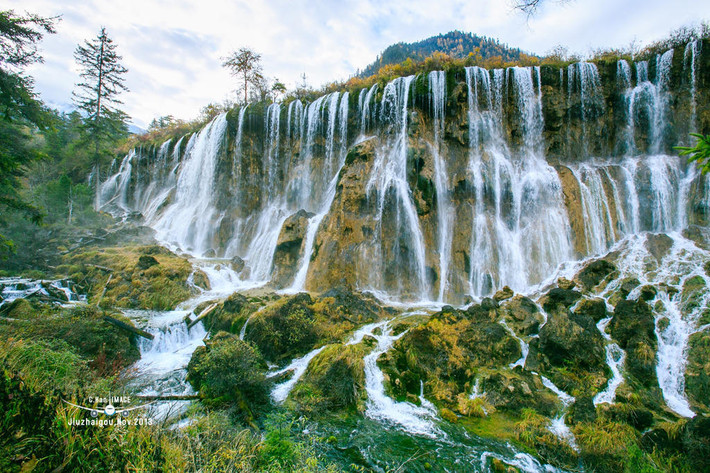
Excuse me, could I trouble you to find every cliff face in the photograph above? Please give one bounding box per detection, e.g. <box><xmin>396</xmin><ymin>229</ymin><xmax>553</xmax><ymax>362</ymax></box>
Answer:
<box><xmin>101</xmin><ymin>39</ymin><xmax>710</xmax><ymax>305</ymax></box>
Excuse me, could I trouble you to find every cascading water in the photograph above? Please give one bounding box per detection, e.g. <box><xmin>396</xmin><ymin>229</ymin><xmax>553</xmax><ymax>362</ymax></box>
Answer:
<box><xmin>365</xmin><ymin>76</ymin><xmax>430</xmax><ymax>301</ymax></box>
<box><xmin>151</xmin><ymin>114</ymin><xmax>228</xmax><ymax>256</ymax></box>
<box><xmin>464</xmin><ymin>66</ymin><xmax>572</xmax><ymax>296</ymax></box>
<box><xmin>429</xmin><ymin>71</ymin><xmax>453</xmax><ymax>301</ymax></box>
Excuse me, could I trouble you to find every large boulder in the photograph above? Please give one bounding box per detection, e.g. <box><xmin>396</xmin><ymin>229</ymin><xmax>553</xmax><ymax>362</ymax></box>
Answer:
<box><xmin>270</xmin><ymin>209</ymin><xmax>313</xmax><ymax>288</ymax></box>
<box><xmin>501</xmin><ymin>295</ymin><xmax>545</xmax><ymax>335</ymax></box>
<box><xmin>609</xmin><ymin>299</ymin><xmax>657</xmax><ymax>387</ymax></box>
<box><xmin>575</xmin><ymin>259</ymin><xmax>617</xmax><ymax>292</ymax></box>
<box><xmin>536</xmin><ymin>308</ymin><xmax>607</xmax><ymax>376</ymax></box>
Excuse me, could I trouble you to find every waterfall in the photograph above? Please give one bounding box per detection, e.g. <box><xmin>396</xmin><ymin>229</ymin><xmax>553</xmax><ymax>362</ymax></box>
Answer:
<box><xmin>567</xmin><ymin>62</ymin><xmax>604</xmax><ymax>155</ymax></box>
<box><xmin>624</xmin><ymin>49</ymin><xmax>674</xmax><ymax>155</ymax></box>
<box><xmin>265</xmin><ymin>104</ymin><xmax>281</xmax><ymax>195</ymax></box>
<box><xmin>268</xmin><ymin>346</ymin><xmax>326</xmax><ymax>403</ymax></box>
<box><xmin>464</xmin><ymin>66</ymin><xmax>572</xmax><ymax>296</ymax></box>
<box><xmin>684</xmin><ymin>40</ymin><xmax>700</xmax><ymax>133</ymax></box>
<box><xmin>366</xmin><ymin>76</ymin><xmax>430</xmax><ymax>301</ymax></box>
<box><xmin>99</xmin><ymin>42</ymin><xmax>707</xmax><ymax>308</ymax></box>
<box><xmin>151</xmin><ymin>114</ymin><xmax>228</xmax><ymax>256</ymax></box>
<box><xmin>360</xmin><ymin>83</ymin><xmax>378</xmax><ymax>135</ymax></box>
<box><xmin>429</xmin><ymin>71</ymin><xmax>453</xmax><ymax>301</ymax></box>
<box><xmin>360</xmin><ymin>319</ymin><xmax>440</xmax><ymax>437</ymax></box>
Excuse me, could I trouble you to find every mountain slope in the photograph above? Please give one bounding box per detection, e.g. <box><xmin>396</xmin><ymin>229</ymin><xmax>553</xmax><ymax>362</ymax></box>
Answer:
<box><xmin>359</xmin><ymin>30</ymin><xmax>532</xmax><ymax>77</ymax></box>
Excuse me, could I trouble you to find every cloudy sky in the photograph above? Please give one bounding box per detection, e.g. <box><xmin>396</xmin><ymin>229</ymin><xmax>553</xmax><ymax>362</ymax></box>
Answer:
<box><xmin>10</xmin><ymin>0</ymin><xmax>710</xmax><ymax>128</ymax></box>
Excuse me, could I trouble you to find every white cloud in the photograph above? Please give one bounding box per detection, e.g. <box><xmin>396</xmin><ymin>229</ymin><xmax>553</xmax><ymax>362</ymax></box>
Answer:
<box><xmin>9</xmin><ymin>0</ymin><xmax>710</xmax><ymax>127</ymax></box>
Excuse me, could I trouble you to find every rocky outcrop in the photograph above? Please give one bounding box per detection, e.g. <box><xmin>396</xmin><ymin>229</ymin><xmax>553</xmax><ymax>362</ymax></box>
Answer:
<box><xmin>271</xmin><ymin>209</ymin><xmax>313</xmax><ymax>287</ymax></box>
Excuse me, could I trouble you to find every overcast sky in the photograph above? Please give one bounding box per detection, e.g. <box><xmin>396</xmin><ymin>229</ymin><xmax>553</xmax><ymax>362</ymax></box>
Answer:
<box><xmin>9</xmin><ymin>0</ymin><xmax>710</xmax><ymax>128</ymax></box>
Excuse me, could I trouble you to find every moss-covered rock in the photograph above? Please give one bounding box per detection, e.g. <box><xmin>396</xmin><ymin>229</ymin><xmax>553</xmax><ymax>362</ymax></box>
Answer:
<box><xmin>290</xmin><ymin>343</ymin><xmax>368</xmax><ymax>413</ymax></box>
<box><xmin>501</xmin><ymin>295</ymin><xmax>544</xmax><ymax>335</ymax></box>
<box><xmin>187</xmin><ymin>332</ymin><xmax>269</xmax><ymax>416</ymax></box>
<box><xmin>686</xmin><ymin>330</ymin><xmax>710</xmax><ymax>411</ymax></box>
<box><xmin>378</xmin><ymin>307</ymin><xmax>520</xmax><ymax>407</ymax></box>
<box><xmin>0</xmin><ymin>304</ymin><xmax>140</xmax><ymax>374</ymax></box>
<box><xmin>573</xmin><ymin>297</ymin><xmax>607</xmax><ymax>323</ymax></box>
<box><xmin>59</xmin><ymin>245</ymin><xmax>197</xmax><ymax>310</ymax></box>
<box><xmin>609</xmin><ymin>299</ymin><xmax>657</xmax><ymax>388</ymax></box>
<box><xmin>575</xmin><ymin>259</ymin><xmax>617</xmax><ymax>292</ymax></box>
<box><xmin>245</xmin><ymin>290</ymin><xmax>385</xmax><ymax>363</ymax></box>
<box><xmin>535</xmin><ymin>308</ymin><xmax>608</xmax><ymax>393</ymax></box>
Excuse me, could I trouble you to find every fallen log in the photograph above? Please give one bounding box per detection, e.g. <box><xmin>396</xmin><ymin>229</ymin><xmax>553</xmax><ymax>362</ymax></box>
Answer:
<box><xmin>102</xmin><ymin>315</ymin><xmax>154</xmax><ymax>340</ymax></box>
<box><xmin>96</xmin><ymin>274</ymin><xmax>113</xmax><ymax>307</ymax></box>
<box><xmin>187</xmin><ymin>302</ymin><xmax>218</xmax><ymax>329</ymax></box>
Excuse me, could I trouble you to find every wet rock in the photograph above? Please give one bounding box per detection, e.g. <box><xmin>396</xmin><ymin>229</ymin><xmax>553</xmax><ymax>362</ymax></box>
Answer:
<box><xmin>609</xmin><ymin>299</ymin><xmax>657</xmax><ymax>386</ymax></box>
<box><xmin>501</xmin><ymin>295</ymin><xmax>544</xmax><ymax>336</ymax></box>
<box><xmin>271</xmin><ymin>209</ymin><xmax>313</xmax><ymax>288</ymax></box>
<box><xmin>540</xmin><ymin>288</ymin><xmax>582</xmax><ymax>312</ymax></box>
<box><xmin>645</xmin><ymin>233</ymin><xmax>674</xmax><ymax>262</ymax></box>
<box><xmin>203</xmin><ymin>249</ymin><xmax>217</xmax><ymax>258</ymax></box>
<box><xmin>479</xmin><ymin>370</ymin><xmax>558</xmax><ymax>416</ymax></box>
<box><xmin>607</xmin><ymin>277</ymin><xmax>640</xmax><ymax>306</ymax></box>
<box><xmin>576</xmin><ymin>259</ymin><xmax>616</xmax><ymax>291</ymax></box>
<box><xmin>573</xmin><ymin>297</ymin><xmax>607</xmax><ymax>323</ymax></box>
<box><xmin>639</xmin><ymin>285</ymin><xmax>657</xmax><ymax>301</ymax></box>
<box><xmin>537</xmin><ymin>308</ymin><xmax>606</xmax><ymax>374</ymax></box>
<box><xmin>136</xmin><ymin>254</ymin><xmax>159</xmax><ymax>270</ymax></box>
<box><xmin>557</xmin><ymin>277</ymin><xmax>576</xmax><ymax>290</ymax></box>
<box><xmin>682</xmin><ymin>225</ymin><xmax>709</xmax><ymax>251</ymax></box>
<box><xmin>493</xmin><ymin>286</ymin><xmax>514</xmax><ymax>302</ymax></box>
<box><xmin>230</xmin><ymin>256</ymin><xmax>245</xmax><ymax>273</ymax></box>
<box><xmin>291</xmin><ymin>343</ymin><xmax>367</xmax><ymax>412</ymax></box>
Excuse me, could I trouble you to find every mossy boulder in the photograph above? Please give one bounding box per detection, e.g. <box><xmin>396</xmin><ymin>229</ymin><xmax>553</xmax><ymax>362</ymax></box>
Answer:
<box><xmin>186</xmin><ymin>332</ymin><xmax>269</xmax><ymax>416</ymax></box>
<box><xmin>609</xmin><ymin>299</ymin><xmax>657</xmax><ymax>387</ymax></box>
<box><xmin>478</xmin><ymin>369</ymin><xmax>558</xmax><ymax>416</ymax></box>
<box><xmin>204</xmin><ymin>292</ymin><xmax>259</xmax><ymax>334</ymax></box>
<box><xmin>645</xmin><ymin>233</ymin><xmax>674</xmax><ymax>262</ymax></box>
<box><xmin>245</xmin><ymin>290</ymin><xmax>384</xmax><ymax>363</ymax></box>
<box><xmin>573</xmin><ymin>297</ymin><xmax>607</xmax><ymax>323</ymax></box>
<box><xmin>501</xmin><ymin>295</ymin><xmax>544</xmax><ymax>335</ymax></box>
<box><xmin>59</xmin><ymin>245</ymin><xmax>196</xmax><ymax>310</ymax></box>
<box><xmin>378</xmin><ymin>307</ymin><xmax>520</xmax><ymax>406</ymax></box>
<box><xmin>536</xmin><ymin>308</ymin><xmax>607</xmax><ymax>388</ymax></box>
<box><xmin>540</xmin><ymin>288</ymin><xmax>582</xmax><ymax>312</ymax></box>
<box><xmin>290</xmin><ymin>343</ymin><xmax>368</xmax><ymax>413</ymax></box>
<box><xmin>575</xmin><ymin>259</ymin><xmax>617</xmax><ymax>292</ymax></box>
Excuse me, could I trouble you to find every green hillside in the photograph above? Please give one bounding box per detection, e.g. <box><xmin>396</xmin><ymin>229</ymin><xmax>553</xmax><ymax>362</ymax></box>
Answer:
<box><xmin>359</xmin><ymin>30</ymin><xmax>532</xmax><ymax>77</ymax></box>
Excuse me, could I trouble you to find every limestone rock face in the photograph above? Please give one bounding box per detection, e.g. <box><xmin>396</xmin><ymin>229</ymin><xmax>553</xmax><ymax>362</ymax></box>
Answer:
<box><xmin>306</xmin><ymin>138</ymin><xmax>379</xmax><ymax>292</ymax></box>
<box><xmin>271</xmin><ymin>209</ymin><xmax>313</xmax><ymax>288</ymax></box>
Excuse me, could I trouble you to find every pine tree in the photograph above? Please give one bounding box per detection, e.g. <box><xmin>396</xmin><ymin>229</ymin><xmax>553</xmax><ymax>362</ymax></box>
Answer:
<box><xmin>73</xmin><ymin>27</ymin><xmax>129</xmax><ymax>210</ymax></box>
<box><xmin>0</xmin><ymin>10</ymin><xmax>57</xmax><ymax>255</ymax></box>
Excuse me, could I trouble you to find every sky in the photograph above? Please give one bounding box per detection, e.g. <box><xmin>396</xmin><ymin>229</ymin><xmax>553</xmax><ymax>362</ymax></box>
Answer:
<box><xmin>9</xmin><ymin>0</ymin><xmax>710</xmax><ymax>129</ymax></box>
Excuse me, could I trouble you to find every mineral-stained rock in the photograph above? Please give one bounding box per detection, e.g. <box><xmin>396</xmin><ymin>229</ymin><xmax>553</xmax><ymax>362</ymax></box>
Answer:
<box><xmin>271</xmin><ymin>209</ymin><xmax>313</xmax><ymax>287</ymax></box>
